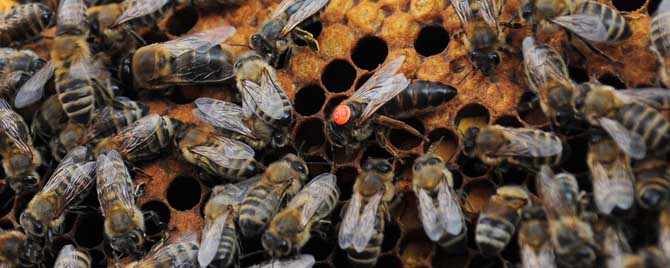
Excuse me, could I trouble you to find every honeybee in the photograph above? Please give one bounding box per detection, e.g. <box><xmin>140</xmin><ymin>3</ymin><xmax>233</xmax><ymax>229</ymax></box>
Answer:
<box><xmin>0</xmin><ymin>99</ymin><xmax>42</xmax><ymax>193</ymax></box>
<box><xmin>176</xmin><ymin>125</ymin><xmax>264</xmax><ymax>182</ymax></box>
<box><xmin>131</xmin><ymin>26</ymin><xmax>236</xmax><ymax>90</ymax></box>
<box><xmin>198</xmin><ymin>177</ymin><xmax>259</xmax><ymax>268</ymax></box>
<box><xmin>250</xmin><ymin>0</ymin><xmax>328</xmax><ymax>67</ymax></box>
<box><xmin>462</xmin><ymin>125</ymin><xmax>564</xmax><ymax>170</ymax></box>
<box><xmin>623</xmin><ymin>247</ymin><xmax>670</xmax><ymax>268</ymax></box>
<box><xmin>247</xmin><ymin>254</ymin><xmax>315</xmax><ymax>268</ymax></box>
<box><xmin>659</xmin><ymin>208</ymin><xmax>670</xmax><ymax>258</ymax></box>
<box><xmin>238</xmin><ymin>154</ymin><xmax>308</xmax><ymax>237</ymax></box>
<box><xmin>54</xmin><ymin>245</ymin><xmax>91</xmax><ymax>268</ymax></box>
<box><xmin>411</xmin><ymin>153</ymin><xmax>466</xmax><ymax>249</ymax></box>
<box><xmin>376</xmin><ymin>80</ymin><xmax>458</xmax><ymax>119</ymax></box>
<box><xmin>0</xmin><ymin>230</ymin><xmax>34</xmax><ymax>268</ymax></box>
<box><xmin>96</xmin><ymin>150</ymin><xmax>146</xmax><ymax>257</ymax></box>
<box><xmin>518</xmin><ymin>206</ymin><xmax>556</xmax><ymax>268</ymax></box>
<box><xmin>587</xmin><ymin>134</ymin><xmax>634</xmax><ymax>214</ymax></box>
<box><xmin>0</xmin><ymin>3</ymin><xmax>54</xmax><ymax>47</ymax></box>
<box><xmin>475</xmin><ymin>186</ymin><xmax>529</xmax><ymax>256</ymax></box>
<box><xmin>31</xmin><ymin>95</ymin><xmax>68</xmax><ymax>142</ymax></box>
<box><xmin>194</xmin><ymin>97</ymin><xmax>289</xmax><ymax>150</ymax></box>
<box><xmin>87</xmin><ymin>3</ymin><xmax>137</xmax><ymax>57</ymax></box>
<box><xmin>597</xmin><ymin>223</ymin><xmax>630</xmax><ymax>268</ymax></box>
<box><xmin>0</xmin><ymin>48</ymin><xmax>46</xmax><ymax>99</ymax></box>
<box><xmin>326</xmin><ymin>56</ymin><xmax>426</xmax><ymax>158</ymax></box>
<box><xmin>651</xmin><ymin>0</ymin><xmax>670</xmax><ymax>87</ymax></box>
<box><xmin>94</xmin><ymin>114</ymin><xmax>182</xmax><ymax>163</ymax></box>
<box><xmin>522</xmin><ymin>36</ymin><xmax>577</xmax><ymax>126</ymax></box>
<box><xmin>111</xmin><ymin>0</ymin><xmax>174</xmax><ymax>30</ymax></box>
<box><xmin>631</xmin><ymin>155</ymin><xmax>670</xmax><ymax>210</ymax></box>
<box><xmin>572</xmin><ymin>83</ymin><xmax>670</xmax><ymax>159</ymax></box>
<box><xmin>339</xmin><ymin>158</ymin><xmax>395</xmax><ymax>267</ymax></box>
<box><xmin>262</xmin><ymin>173</ymin><xmax>340</xmax><ymax>256</ymax></box>
<box><xmin>126</xmin><ymin>234</ymin><xmax>199</xmax><ymax>268</ymax></box>
<box><xmin>79</xmin><ymin>96</ymin><xmax>149</xmax><ymax>145</ymax></box>
<box><xmin>20</xmin><ymin>146</ymin><xmax>96</xmax><ymax>239</ymax></box>
<box><xmin>537</xmin><ymin>166</ymin><xmax>597</xmax><ymax>268</ymax></box>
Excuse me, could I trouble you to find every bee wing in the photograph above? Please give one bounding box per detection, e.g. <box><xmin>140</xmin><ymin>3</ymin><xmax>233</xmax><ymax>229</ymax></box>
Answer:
<box><xmin>660</xmin><ymin>211</ymin><xmax>670</xmax><ymax>257</ymax></box>
<box><xmin>338</xmin><ymin>192</ymin><xmax>362</xmax><ymax>249</ymax></box>
<box><xmin>658</xmin><ymin>0</ymin><xmax>670</xmax><ymax>15</ymax></box>
<box><xmin>611</xmin><ymin>159</ymin><xmax>634</xmax><ymax>210</ymax></box>
<box><xmin>14</xmin><ymin>61</ymin><xmax>54</xmax><ymax>108</ymax></box>
<box><xmin>437</xmin><ymin>182</ymin><xmax>465</xmax><ymax>235</ymax></box>
<box><xmin>416</xmin><ymin>187</ymin><xmax>442</xmax><ymax>241</ymax></box>
<box><xmin>189</xmin><ymin>139</ymin><xmax>255</xmax><ymax>169</ymax></box>
<box><xmin>212</xmin><ymin>176</ymin><xmax>262</xmax><ymax>203</ymax></box>
<box><xmin>194</xmin><ymin>98</ymin><xmax>255</xmax><ymax>138</ymax></box>
<box><xmin>251</xmin><ymin>254</ymin><xmax>316</xmax><ymax>268</ymax></box>
<box><xmin>289</xmin><ymin>173</ymin><xmax>339</xmax><ymax>227</ymax></box>
<box><xmin>281</xmin><ymin>0</ymin><xmax>329</xmax><ymax>35</ymax></box>
<box><xmin>0</xmin><ymin>99</ymin><xmax>31</xmax><ymax>154</ymax></box>
<box><xmin>353</xmin><ymin>192</ymin><xmax>383</xmax><ymax>253</ymax></box>
<box><xmin>43</xmin><ymin>147</ymin><xmax>96</xmax><ymax>215</ymax></box>
<box><xmin>598</xmin><ymin>117</ymin><xmax>646</xmax><ymax>160</ymax></box>
<box><xmin>478</xmin><ymin>0</ymin><xmax>502</xmax><ymax>29</ymax></box>
<box><xmin>521</xmin><ymin>243</ymin><xmax>556</xmax><ymax>268</ymax></box>
<box><xmin>591</xmin><ymin>162</ymin><xmax>616</xmax><ymax>214</ymax></box>
<box><xmin>536</xmin><ymin>166</ymin><xmax>575</xmax><ymax>218</ymax></box>
<box><xmin>522</xmin><ymin>37</ymin><xmax>573</xmax><ymax>95</ymax></box>
<box><xmin>57</xmin><ymin>0</ymin><xmax>87</xmax><ymax>30</ymax></box>
<box><xmin>54</xmin><ymin>244</ymin><xmax>78</xmax><ymax>268</ymax></box>
<box><xmin>550</xmin><ymin>14</ymin><xmax>610</xmax><ymax>42</ymax></box>
<box><xmin>119</xmin><ymin>114</ymin><xmax>161</xmax><ymax>152</ymax></box>
<box><xmin>494</xmin><ymin>127</ymin><xmax>563</xmax><ymax>157</ymax></box>
<box><xmin>198</xmin><ymin>210</ymin><xmax>231</xmax><ymax>268</ymax></box>
<box><xmin>449</xmin><ymin>0</ymin><xmax>473</xmax><ymax>25</ymax></box>
<box><xmin>161</xmin><ymin>26</ymin><xmax>236</xmax><ymax>56</ymax></box>
<box><xmin>349</xmin><ymin>56</ymin><xmax>410</xmax><ymax>123</ymax></box>
<box><xmin>112</xmin><ymin>0</ymin><xmax>171</xmax><ymax>27</ymax></box>
<box><xmin>239</xmin><ymin>69</ymin><xmax>291</xmax><ymax>121</ymax></box>
<box><xmin>616</xmin><ymin>89</ymin><xmax>670</xmax><ymax>109</ymax></box>
<box><xmin>271</xmin><ymin>0</ymin><xmax>298</xmax><ymax>18</ymax></box>
<box><xmin>96</xmin><ymin>150</ymin><xmax>135</xmax><ymax>217</ymax></box>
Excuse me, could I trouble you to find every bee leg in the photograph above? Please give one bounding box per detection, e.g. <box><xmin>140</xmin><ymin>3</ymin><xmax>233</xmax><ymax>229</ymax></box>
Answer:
<box><xmin>292</xmin><ymin>27</ymin><xmax>320</xmax><ymax>52</ymax></box>
<box><xmin>374</xmin><ymin>131</ymin><xmax>405</xmax><ymax>162</ymax></box>
<box><xmin>374</xmin><ymin>115</ymin><xmax>428</xmax><ymax>141</ymax></box>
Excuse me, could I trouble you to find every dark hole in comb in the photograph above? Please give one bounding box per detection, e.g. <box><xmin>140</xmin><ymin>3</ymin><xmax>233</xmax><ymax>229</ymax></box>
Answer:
<box><xmin>517</xmin><ymin>91</ymin><xmax>548</xmax><ymax>126</ymax></box>
<box><xmin>568</xmin><ymin>66</ymin><xmax>589</xmax><ymax>83</ymax></box>
<box><xmin>325</xmin><ymin>144</ymin><xmax>359</xmax><ymax>165</ymax></box>
<box><xmin>295</xmin><ymin>118</ymin><xmax>326</xmax><ymax>154</ymax></box>
<box><xmin>295</xmin><ymin>85</ymin><xmax>326</xmax><ymax>116</ymax></box>
<box><xmin>261</xmin><ymin>146</ymin><xmax>297</xmax><ymax>166</ymax></box>
<box><xmin>433</xmin><ymin>249</ymin><xmax>469</xmax><ymax>267</ymax></box>
<box><xmin>500</xmin><ymin>231</ymin><xmax>521</xmax><ymax>263</ymax></box>
<box><xmin>166</xmin><ymin>6</ymin><xmax>199</xmax><ymax>36</ymax></box>
<box><xmin>293</xmin><ymin>21</ymin><xmax>323</xmax><ymax>47</ymax></box>
<box><xmin>382</xmin><ymin>222</ymin><xmax>402</xmax><ymax>252</ymax></box>
<box><xmin>612</xmin><ymin>0</ymin><xmax>646</xmax><ymax>12</ymax></box>
<box><xmin>458</xmin><ymin>154</ymin><xmax>489</xmax><ymax>178</ymax></box>
<box><xmin>74</xmin><ymin>213</ymin><xmax>104</xmax><ymax>248</ymax></box>
<box><xmin>0</xmin><ymin>185</ymin><xmax>15</xmax><ymax>218</ymax></box>
<box><xmin>494</xmin><ymin>115</ymin><xmax>523</xmax><ymax>128</ymax></box>
<box><xmin>303</xmin><ymin>236</ymin><xmax>336</xmax><ymax>261</ymax></box>
<box><xmin>239</xmin><ymin>236</ymin><xmax>265</xmax><ymax>265</ymax></box>
<box><xmin>0</xmin><ymin>219</ymin><xmax>14</xmax><ymax>230</ymax></box>
<box><xmin>466</xmin><ymin>220</ymin><xmax>477</xmax><ymax>251</ymax></box>
<box><xmin>335</xmin><ymin>167</ymin><xmax>358</xmax><ymax>201</ymax></box>
<box><xmin>493</xmin><ymin>165</ymin><xmax>529</xmax><ymax>186</ymax></box>
<box><xmin>351</xmin><ymin>36</ymin><xmax>389</xmax><ymax>71</ymax></box>
<box><xmin>414</xmin><ymin>25</ymin><xmax>450</xmax><ymax>57</ymax></box>
<box><xmin>561</xmin><ymin>135</ymin><xmax>590</xmax><ymax>177</ymax></box>
<box><xmin>305</xmin><ymin>155</ymin><xmax>331</xmax><ymax>180</ymax></box>
<box><xmin>141</xmin><ymin>31</ymin><xmax>170</xmax><ymax>45</ymax></box>
<box><xmin>61</xmin><ymin>213</ymin><xmax>78</xmax><ymax>234</ymax></box>
<box><xmin>322</xmin><ymin>60</ymin><xmax>356</xmax><ymax>93</ymax></box>
<box><xmin>314</xmin><ymin>263</ymin><xmax>332</xmax><ymax>268</ymax></box>
<box><xmin>141</xmin><ymin>201</ymin><xmax>171</xmax><ymax>236</ymax></box>
<box><xmin>355</xmin><ymin>72</ymin><xmax>373</xmax><ymax>91</ymax></box>
<box><xmin>599</xmin><ymin>73</ymin><xmax>627</xmax><ymax>89</ymax></box>
<box><xmin>376</xmin><ymin>255</ymin><xmax>403</xmax><ymax>268</ymax></box>
<box><xmin>389</xmin><ymin>118</ymin><xmax>425</xmax><ymax>150</ymax></box>
<box><xmin>167</xmin><ymin>176</ymin><xmax>202</xmax><ymax>211</ymax></box>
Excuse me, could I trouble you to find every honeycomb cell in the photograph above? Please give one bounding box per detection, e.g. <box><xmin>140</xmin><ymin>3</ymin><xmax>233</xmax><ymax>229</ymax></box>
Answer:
<box><xmin>561</xmin><ymin>135</ymin><xmax>590</xmax><ymax>177</ymax></box>
<box><xmin>346</xmin><ymin>1</ymin><xmax>384</xmax><ymax>34</ymax></box>
<box><xmin>375</xmin><ymin>255</ymin><xmax>403</xmax><ymax>268</ymax></box>
<box><xmin>0</xmin><ymin>185</ymin><xmax>14</xmax><ymax>218</ymax></box>
<box><xmin>389</xmin><ymin>118</ymin><xmax>425</xmax><ymax>150</ymax></box>
<box><xmin>295</xmin><ymin>85</ymin><xmax>326</xmax><ymax>116</ymax></box>
<box><xmin>74</xmin><ymin>213</ymin><xmax>104</xmax><ymax>248</ymax></box>
<box><xmin>335</xmin><ymin>167</ymin><xmax>358</xmax><ymax>201</ymax></box>
<box><xmin>455</xmin><ymin>103</ymin><xmax>490</xmax><ymax>135</ymax></box>
<box><xmin>463</xmin><ymin>179</ymin><xmax>496</xmax><ymax>214</ymax></box>
<box><xmin>321</xmin><ymin>60</ymin><xmax>356</xmax><ymax>93</ymax></box>
<box><xmin>294</xmin><ymin>118</ymin><xmax>327</xmax><ymax>154</ymax></box>
<box><xmin>141</xmin><ymin>201</ymin><xmax>171</xmax><ymax>236</ymax></box>
<box><xmin>494</xmin><ymin>115</ymin><xmax>523</xmax><ymax>128</ymax></box>
<box><xmin>612</xmin><ymin>0</ymin><xmax>646</xmax><ymax>11</ymax></box>
<box><xmin>414</xmin><ymin>25</ymin><xmax>449</xmax><ymax>57</ymax></box>
<box><xmin>293</xmin><ymin>21</ymin><xmax>323</xmax><ymax>47</ymax></box>
<box><xmin>351</xmin><ymin>36</ymin><xmax>389</xmax><ymax>71</ymax></box>
<box><xmin>517</xmin><ymin>91</ymin><xmax>548</xmax><ymax>126</ymax></box>
<box><xmin>457</xmin><ymin>154</ymin><xmax>488</xmax><ymax>178</ymax></box>
<box><xmin>426</xmin><ymin>128</ymin><xmax>459</xmax><ymax>162</ymax></box>
<box><xmin>167</xmin><ymin>176</ymin><xmax>202</xmax><ymax>211</ymax></box>
<box><xmin>598</xmin><ymin>73</ymin><xmax>627</xmax><ymax>89</ymax></box>
<box><xmin>261</xmin><ymin>146</ymin><xmax>297</xmax><ymax>165</ymax></box>
<box><xmin>166</xmin><ymin>6</ymin><xmax>199</xmax><ymax>36</ymax></box>
<box><xmin>305</xmin><ymin>155</ymin><xmax>332</xmax><ymax>179</ymax></box>
<box><xmin>400</xmin><ymin>231</ymin><xmax>434</xmax><ymax>266</ymax></box>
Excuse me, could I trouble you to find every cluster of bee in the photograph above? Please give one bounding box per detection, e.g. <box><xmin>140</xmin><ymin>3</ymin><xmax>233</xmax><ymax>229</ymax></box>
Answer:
<box><xmin>0</xmin><ymin>0</ymin><xmax>670</xmax><ymax>267</ymax></box>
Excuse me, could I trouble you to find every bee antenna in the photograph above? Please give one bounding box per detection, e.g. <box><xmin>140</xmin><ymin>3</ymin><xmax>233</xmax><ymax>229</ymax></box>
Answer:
<box><xmin>427</xmin><ymin>136</ymin><xmax>445</xmax><ymax>154</ymax></box>
<box><xmin>457</xmin><ymin>69</ymin><xmax>473</xmax><ymax>85</ymax></box>
<box><xmin>227</xmin><ymin>43</ymin><xmax>253</xmax><ymax>50</ymax></box>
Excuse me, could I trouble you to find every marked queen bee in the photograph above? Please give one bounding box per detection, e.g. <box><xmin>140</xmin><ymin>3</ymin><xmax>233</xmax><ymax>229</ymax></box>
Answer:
<box><xmin>0</xmin><ymin>98</ymin><xmax>42</xmax><ymax>192</ymax></box>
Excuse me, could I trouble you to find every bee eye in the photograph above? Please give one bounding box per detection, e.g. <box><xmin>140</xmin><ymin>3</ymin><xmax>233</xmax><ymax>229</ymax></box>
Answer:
<box><xmin>469</xmin><ymin>51</ymin><xmax>480</xmax><ymax>61</ymax></box>
<box><xmin>379</xmin><ymin>164</ymin><xmax>391</xmax><ymax>173</ymax></box>
<box><xmin>364</xmin><ymin>163</ymin><xmax>373</xmax><ymax>171</ymax></box>
<box><xmin>488</xmin><ymin>53</ymin><xmax>500</xmax><ymax>64</ymax></box>
<box><xmin>428</xmin><ymin>158</ymin><xmax>440</xmax><ymax>165</ymax></box>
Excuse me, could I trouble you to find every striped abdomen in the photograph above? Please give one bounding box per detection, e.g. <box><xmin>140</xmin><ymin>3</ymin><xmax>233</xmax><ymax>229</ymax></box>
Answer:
<box><xmin>213</xmin><ymin>222</ymin><xmax>238</xmax><ymax>268</ymax></box>
<box><xmin>84</xmin><ymin>103</ymin><xmax>147</xmax><ymax>143</ymax></box>
<box><xmin>633</xmin><ymin>156</ymin><xmax>670</xmax><ymax>210</ymax></box>
<box><xmin>0</xmin><ymin>3</ymin><xmax>53</xmax><ymax>46</ymax></box>
<box><xmin>573</xmin><ymin>1</ymin><xmax>631</xmax><ymax>41</ymax></box>
<box><xmin>254</xmin><ymin>89</ymin><xmax>294</xmax><ymax>126</ymax></box>
<box><xmin>508</xmin><ymin>131</ymin><xmax>564</xmax><ymax>169</ymax></box>
<box><xmin>651</xmin><ymin>13</ymin><xmax>670</xmax><ymax>57</ymax></box>
<box><xmin>346</xmin><ymin>209</ymin><xmax>384</xmax><ymax>268</ymax></box>
<box><xmin>55</xmin><ymin>67</ymin><xmax>96</xmax><ymax>124</ymax></box>
<box><xmin>377</xmin><ymin>80</ymin><xmax>457</xmax><ymax>119</ymax></box>
<box><xmin>475</xmin><ymin>211</ymin><xmax>519</xmax><ymax>256</ymax></box>
<box><xmin>171</xmin><ymin>46</ymin><xmax>234</xmax><ymax>85</ymax></box>
<box><xmin>54</xmin><ymin>247</ymin><xmax>91</xmax><ymax>268</ymax></box>
<box><xmin>188</xmin><ymin>148</ymin><xmax>262</xmax><ymax>181</ymax></box>
<box><xmin>617</xmin><ymin>102</ymin><xmax>670</xmax><ymax>156</ymax></box>
<box><xmin>125</xmin><ymin>116</ymin><xmax>180</xmax><ymax>162</ymax></box>
<box><xmin>125</xmin><ymin>0</ymin><xmax>174</xmax><ymax>30</ymax></box>
<box><xmin>148</xmin><ymin>241</ymin><xmax>199</xmax><ymax>267</ymax></box>
<box><xmin>238</xmin><ymin>183</ymin><xmax>283</xmax><ymax>237</ymax></box>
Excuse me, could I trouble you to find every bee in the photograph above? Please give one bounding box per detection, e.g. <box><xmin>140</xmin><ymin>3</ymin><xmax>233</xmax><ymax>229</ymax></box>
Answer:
<box><xmin>20</xmin><ymin>146</ymin><xmax>96</xmax><ymax>239</ymax></box>
<box><xmin>262</xmin><ymin>173</ymin><xmax>340</xmax><ymax>256</ymax></box>
<box><xmin>623</xmin><ymin>247</ymin><xmax>670</xmax><ymax>268</ymax></box>
<box><xmin>79</xmin><ymin>96</ymin><xmax>149</xmax><ymax>145</ymax></box>
<box><xmin>0</xmin><ymin>48</ymin><xmax>46</xmax><ymax>99</ymax></box>
<box><xmin>131</xmin><ymin>26</ymin><xmax>236</xmax><ymax>90</ymax></box>
<box><xmin>0</xmin><ymin>230</ymin><xmax>34</xmax><ymax>268</ymax></box>
<box><xmin>31</xmin><ymin>95</ymin><xmax>68</xmax><ymax>142</ymax></box>
<box><xmin>597</xmin><ymin>223</ymin><xmax>630</xmax><ymax>268</ymax></box>
<box><xmin>53</xmin><ymin>245</ymin><xmax>91</xmax><ymax>268</ymax></box>
<box><xmin>375</xmin><ymin>80</ymin><xmax>458</xmax><ymax>119</ymax></box>
<box><xmin>537</xmin><ymin>166</ymin><xmax>597</xmax><ymax>268</ymax></box>
<box><xmin>96</xmin><ymin>150</ymin><xmax>146</xmax><ymax>257</ymax></box>
<box><xmin>176</xmin><ymin>125</ymin><xmax>264</xmax><ymax>182</ymax></box>
<box><xmin>194</xmin><ymin>97</ymin><xmax>288</xmax><ymax>151</ymax></box>
<box><xmin>326</xmin><ymin>56</ymin><xmax>426</xmax><ymax>158</ymax></box>
<box><xmin>518</xmin><ymin>206</ymin><xmax>556</xmax><ymax>268</ymax></box>
<box><xmin>449</xmin><ymin>0</ymin><xmax>511</xmax><ymax>76</ymax></box>
<box><xmin>462</xmin><ymin>125</ymin><xmax>564</xmax><ymax>170</ymax></box>
<box><xmin>94</xmin><ymin>114</ymin><xmax>182</xmax><ymax>163</ymax></box>
<box><xmin>111</xmin><ymin>0</ymin><xmax>174</xmax><ymax>30</ymax></box>
<box><xmin>587</xmin><ymin>134</ymin><xmax>634</xmax><ymax>214</ymax></box>
<box><xmin>522</xmin><ymin>36</ymin><xmax>577</xmax><ymax>126</ymax></box>
<box><xmin>249</xmin><ymin>0</ymin><xmax>328</xmax><ymax>67</ymax></box>
<box><xmin>659</xmin><ymin>208</ymin><xmax>670</xmax><ymax>258</ymax></box>
<box><xmin>631</xmin><ymin>155</ymin><xmax>670</xmax><ymax>210</ymax></box>
<box><xmin>572</xmin><ymin>83</ymin><xmax>670</xmax><ymax>159</ymax></box>
<box><xmin>198</xmin><ymin>177</ymin><xmax>259</xmax><ymax>268</ymax></box>
<box><xmin>247</xmin><ymin>254</ymin><xmax>315</xmax><ymax>268</ymax></box>
<box><xmin>339</xmin><ymin>158</ymin><xmax>395</xmax><ymax>268</ymax></box>
<box><xmin>651</xmin><ymin>0</ymin><xmax>670</xmax><ymax>87</ymax></box>
<box><xmin>238</xmin><ymin>154</ymin><xmax>308</xmax><ymax>237</ymax></box>
<box><xmin>411</xmin><ymin>153</ymin><xmax>466</xmax><ymax>249</ymax></box>
<box><xmin>0</xmin><ymin>99</ymin><xmax>42</xmax><ymax>193</ymax></box>
<box><xmin>126</xmin><ymin>234</ymin><xmax>199</xmax><ymax>268</ymax></box>
<box><xmin>475</xmin><ymin>186</ymin><xmax>529</xmax><ymax>256</ymax></box>
<box><xmin>87</xmin><ymin>3</ymin><xmax>137</xmax><ymax>57</ymax></box>
<box><xmin>0</xmin><ymin>3</ymin><xmax>54</xmax><ymax>47</ymax></box>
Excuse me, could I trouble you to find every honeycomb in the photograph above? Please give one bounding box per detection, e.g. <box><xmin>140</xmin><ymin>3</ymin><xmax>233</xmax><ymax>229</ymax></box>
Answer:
<box><xmin>0</xmin><ymin>0</ymin><xmax>663</xmax><ymax>267</ymax></box>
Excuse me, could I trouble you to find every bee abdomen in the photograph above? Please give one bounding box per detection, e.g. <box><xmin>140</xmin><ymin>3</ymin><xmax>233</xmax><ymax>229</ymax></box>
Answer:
<box><xmin>55</xmin><ymin>248</ymin><xmax>91</xmax><ymax>268</ymax></box>
<box><xmin>575</xmin><ymin>1</ymin><xmax>631</xmax><ymax>41</ymax></box>
<box><xmin>346</xmin><ymin>213</ymin><xmax>384</xmax><ymax>268</ymax></box>
<box><xmin>239</xmin><ymin>185</ymin><xmax>277</xmax><ymax>237</ymax></box>
<box><xmin>0</xmin><ymin>3</ymin><xmax>53</xmax><ymax>46</ymax></box>
<box><xmin>378</xmin><ymin>81</ymin><xmax>457</xmax><ymax>119</ymax></box>
<box><xmin>127</xmin><ymin>0</ymin><xmax>173</xmax><ymax>29</ymax></box>
<box><xmin>177</xmin><ymin>47</ymin><xmax>234</xmax><ymax>83</ymax></box>
<box><xmin>438</xmin><ymin>228</ymin><xmax>467</xmax><ymax>249</ymax></box>
<box><xmin>618</xmin><ymin>103</ymin><xmax>670</xmax><ymax>155</ymax></box>
<box><xmin>164</xmin><ymin>242</ymin><xmax>199</xmax><ymax>265</ymax></box>
<box><xmin>651</xmin><ymin>14</ymin><xmax>670</xmax><ymax>56</ymax></box>
<box><xmin>213</xmin><ymin>225</ymin><xmax>238</xmax><ymax>267</ymax></box>
<box><xmin>475</xmin><ymin>216</ymin><xmax>516</xmax><ymax>255</ymax></box>
<box><xmin>56</xmin><ymin>75</ymin><xmax>96</xmax><ymax>124</ymax></box>
<box><xmin>634</xmin><ymin>157</ymin><xmax>670</xmax><ymax>210</ymax></box>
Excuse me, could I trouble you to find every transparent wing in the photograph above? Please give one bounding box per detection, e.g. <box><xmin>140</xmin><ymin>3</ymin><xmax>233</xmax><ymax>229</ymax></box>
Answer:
<box><xmin>661</xmin><ymin>211</ymin><xmax>670</xmax><ymax>258</ymax></box>
<box><xmin>43</xmin><ymin>146</ymin><xmax>96</xmax><ymax>216</ymax></box>
<box><xmin>289</xmin><ymin>173</ymin><xmax>339</xmax><ymax>227</ymax></box>
<box><xmin>0</xmin><ymin>99</ymin><xmax>31</xmax><ymax>154</ymax></box>
<box><xmin>281</xmin><ymin>0</ymin><xmax>329</xmax><ymax>35</ymax></box>
<box><xmin>610</xmin><ymin>160</ymin><xmax>634</xmax><ymax>210</ymax></box>
<box><xmin>495</xmin><ymin>127</ymin><xmax>563</xmax><ymax>157</ymax></box>
<box><xmin>338</xmin><ymin>192</ymin><xmax>362</xmax><ymax>249</ymax></box>
<box><xmin>659</xmin><ymin>0</ymin><xmax>670</xmax><ymax>14</ymax></box>
<box><xmin>478</xmin><ymin>0</ymin><xmax>501</xmax><ymax>29</ymax></box>
<box><xmin>449</xmin><ymin>0</ymin><xmax>473</xmax><ymax>25</ymax></box>
<box><xmin>616</xmin><ymin>89</ymin><xmax>670</xmax><ymax>109</ymax></box>
<box><xmin>239</xmin><ymin>69</ymin><xmax>290</xmax><ymax>121</ymax></box>
<box><xmin>54</xmin><ymin>244</ymin><xmax>78</xmax><ymax>268</ymax></box>
<box><xmin>598</xmin><ymin>117</ymin><xmax>646</xmax><ymax>160</ymax></box>
<box><xmin>113</xmin><ymin>0</ymin><xmax>171</xmax><ymax>27</ymax></box>
<box><xmin>550</xmin><ymin>14</ymin><xmax>610</xmax><ymax>42</ymax></box>
<box><xmin>198</xmin><ymin>211</ymin><xmax>231</xmax><ymax>268</ymax></box>
<box><xmin>349</xmin><ymin>56</ymin><xmax>410</xmax><ymax>123</ymax></box>
<box><xmin>57</xmin><ymin>0</ymin><xmax>87</xmax><ymax>30</ymax></box>
<box><xmin>352</xmin><ymin>192</ymin><xmax>382</xmax><ymax>253</ymax></box>
<box><xmin>193</xmin><ymin>98</ymin><xmax>254</xmax><ymax>137</ymax></box>
<box><xmin>211</xmin><ymin>176</ymin><xmax>262</xmax><ymax>204</ymax></box>
<box><xmin>521</xmin><ymin>244</ymin><xmax>556</xmax><ymax>268</ymax></box>
<box><xmin>603</xmin><ymin>228</ymin><xmax>626</xmax><ymax>268</ymax></box>
<box><xmin>416</xmin><ymin>187</ymin><xmax>442</xmax><ymax>241</ymax></box>
<box><xmin>251</xmin><ymin>254</ymin><xmax>316</xmax><ymax>268</ymax></box>
<box><xmin>96</xmin><ymin>150</ymin><xmax>135</xmax><ymax>217</ymax></box>
<box><xmin>119</xmin><ymin>114</ymin><xmax>161</xmax><ymax>153</ymax></box>
<box><xmin>522</xmin><ymin>37</ymin><xmax>573</xmax><ymax>95</ymax></box>
<box><xmin>437</xmin><ymin>182</ymin><xmax>464</xmax><ymax>235</ymax></box>
<box><xmin>591</xmin><ymin>162</ymin><xmax>616</xmax><ymax>214</ymax></box>
<box><xmin>272</xmin><ymin>0</ymin><xmax>298</xmax><ymax>18</ymax></box>
<box><xmin>190</xmin><ymin>138</ymin><xmax>255</xmax><ymax>169</ymax></box>
<box><xmin>14</xmin><ymin>61</ymin><xmax>54</xmax><ymax>108</ymax></box>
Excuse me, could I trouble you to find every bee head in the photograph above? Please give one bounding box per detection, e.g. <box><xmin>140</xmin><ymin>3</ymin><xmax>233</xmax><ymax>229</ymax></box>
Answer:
<box><xmin>363</xmin><ymin>158</ymin><xmax>393</xmax><ymax>174</ymax></box>
<box><xmin>20</xmin><ymin>212</ymin><xmax>46</xmax><ymax>238</ymax></box>
<box><xmin>638</xmin><ymin>188</ymin><xmax>670</xmax><ymax>210</ymax></box>
<box><xmin>462</xmin><ymin>127</ymin><xmax>480</xmax><ymax>157</ymax></box>
<box><xmin>271</xmin><ymin>130</ymin><xmax>290</xmax><ymax>148</ymax></box>
<box><xmin>282</xmin><ymin>154</ymin><xmax>308</xmax><ymax>177</ymax></box>
<box><xmin>110</xmin><ymin>230</ymin><xmax>144</xmax><ymax>256</ymax></box>
<box><xmin>261</xmin><ymin>231</ymin><xmax>291</xmax><ymax>256</ymax></box>
<box><xmin>470</xmin><ymin>50</ymin><xmax>500</xmax><ymax>76</ymax></box>
<box><xmin>118</xmin><ymin>53</ymin><xmax>135</xmax><ymax>88</ymax></box>
<box><xmin>250</xmin><ymin>33</ymin><xmax>275</xmax><ymax>60</ymax></box>
<box><xmin>413</xmin><ymin>154</ymin><xmax>444</xmax><ymax>171</ymax></box>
